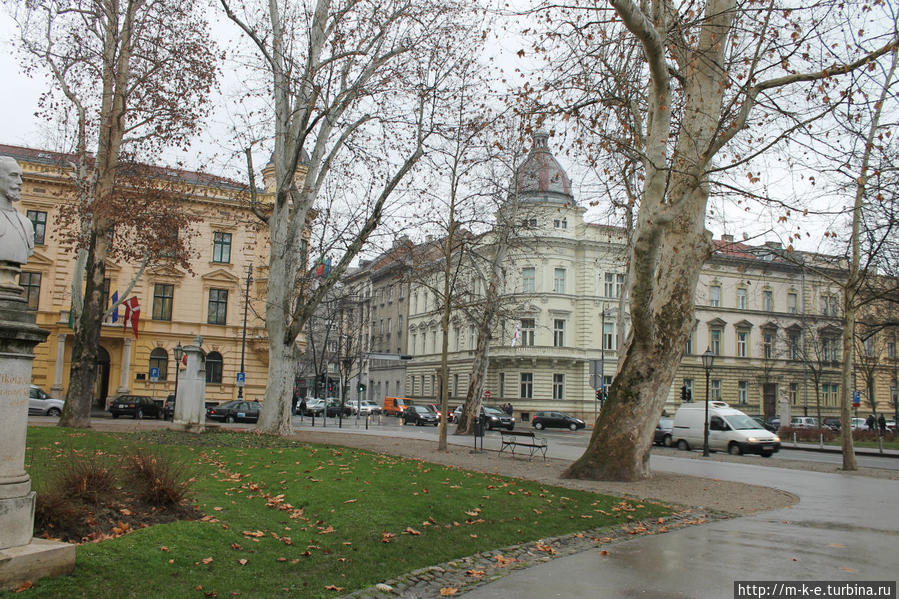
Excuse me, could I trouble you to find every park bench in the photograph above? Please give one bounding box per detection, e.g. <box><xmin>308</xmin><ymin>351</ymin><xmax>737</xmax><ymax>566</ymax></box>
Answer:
<box><xmin>498</xmin><ymin>430</ymin><xmax>547</xmax><ymax>461</ymax></box>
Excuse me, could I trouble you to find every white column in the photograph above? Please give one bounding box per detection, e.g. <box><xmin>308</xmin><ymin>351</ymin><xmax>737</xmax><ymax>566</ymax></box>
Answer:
<box><xmin>117</xmin><ymin>337</ymin><xmax>132</xmax><ymax>393</ymax></box>
<box><xmin>50</xmin><ymin>333</ymin><xmax>66</xmax><ymax>395</ymax></box>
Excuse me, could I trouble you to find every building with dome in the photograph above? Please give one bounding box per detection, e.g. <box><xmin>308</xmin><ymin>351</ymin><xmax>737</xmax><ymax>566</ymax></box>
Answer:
<box><xmin>353</xmin><ymin>132</ymin><xmax>898</xmax><ymax>425</ymax></box>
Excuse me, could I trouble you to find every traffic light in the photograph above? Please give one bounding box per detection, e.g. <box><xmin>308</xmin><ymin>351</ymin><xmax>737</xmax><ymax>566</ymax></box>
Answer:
<box><xmin>681</xmin><ymin>385</ymin><xmax>688</xmax><ymax>403</ymax></box>
<box><xmin>357</xmin><ymin>383</ymin><xmax>366</xmax><ymax>394</ymax></box>
<box><xmin>596</xmin><ymin>389</ymin><xmax>602</xmax><ymax>401</ymax></box>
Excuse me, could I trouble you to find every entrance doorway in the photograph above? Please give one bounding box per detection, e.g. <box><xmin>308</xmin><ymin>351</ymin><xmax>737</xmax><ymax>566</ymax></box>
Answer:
<box><xmin>93</xmin><ymin>346</ymin><xmax>110</xmax><ymax>409</ymax></box>
<box><xmin>763</xmin><ymin>383</ymin><xmax>777</xmax><ymax>420</ymax></box>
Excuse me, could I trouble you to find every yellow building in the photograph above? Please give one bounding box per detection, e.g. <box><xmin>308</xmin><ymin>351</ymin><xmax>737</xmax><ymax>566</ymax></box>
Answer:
<box><xmin>3</xmin><ymin>144</ymin><xmax>273</xmax><ymax>409</ymax></box>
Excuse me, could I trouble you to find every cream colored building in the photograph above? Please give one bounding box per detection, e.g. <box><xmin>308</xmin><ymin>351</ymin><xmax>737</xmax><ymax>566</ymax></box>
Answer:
<box><xmin>4</xmin><ymin>144</ymin><xmax>273</xmax><ymax>409</ymax></box>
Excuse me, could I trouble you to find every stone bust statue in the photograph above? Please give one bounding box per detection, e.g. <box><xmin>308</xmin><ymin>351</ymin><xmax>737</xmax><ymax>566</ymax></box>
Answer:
<box><xmin>0</xmin><ymin>157</ymin><xmax>35</xmax><ymax>265</ymax></box>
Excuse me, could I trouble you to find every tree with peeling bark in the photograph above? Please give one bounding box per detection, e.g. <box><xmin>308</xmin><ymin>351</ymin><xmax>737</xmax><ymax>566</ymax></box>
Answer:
<box><xmin>219</xmin><ymin>0</ymin><xmax>480</xmax><ymax>435</ymax></box>
<box><xmin>527</xmin><ymin>0</ymin><xmax>898</xmax><ymax>480</ymax></box>
<box><xmin>6</xmin><ymin>0</ymin><xmax>218</xmax><ymax>428</ymax></box>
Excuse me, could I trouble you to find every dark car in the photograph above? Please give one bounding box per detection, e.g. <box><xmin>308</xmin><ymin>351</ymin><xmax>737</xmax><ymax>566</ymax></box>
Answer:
<box><xmin>823</xmin><ymin>417</ymin><xmax>841</xmax><ymax>432</ymax></box>
<box><xmin>654</xmin><ymin>417</ymin><xmax>674</xmax><ymax>446</ymax></box>
<box><xmin>206</xmin><ymin>400</ymin><xmax>260</xmax><ymax>423</ymax></box>
<box><xmin>109</xmin><ymin>395</ymin><xmax>163</xmax><ymax>420</ymax></box>
<box><xmin>326</xmin><ymin>399</ymin><xmax>352</xmax><ymax>417</ymax></box>
<box><xmin>163</xmin><ymin>393</ymin><xmax>176</xmax><ymax>421</ymax></box>
<box><xmin>482</xmin><ymin>406</ymin><xmax>515</xmax><ymax>431</ymax></box>
<box><xmin>765</xmin><ymin>417</ymin><xmax>781</xmax><ymax>432</ymax></box>
<box><xmin>402</xmin><ymin>405</ymin><xmax>439</xmax><ymax>426</ymax></box>
<box><xmin>749</xmin><ymin>415</ymin><xmax>778</xmax><ymax>433</ymax></box>
<box><xmin>531</xmin><ymin>411</ymin><xmax>585</xmax><ymax>431</ymax></box>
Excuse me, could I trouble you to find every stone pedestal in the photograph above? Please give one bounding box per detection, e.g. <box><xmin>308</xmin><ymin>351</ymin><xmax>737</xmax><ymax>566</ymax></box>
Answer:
<box><xmin>0</xmin><ymin>262</ymin><xmax>75</xmax><ymax>588</ymax></box>
<box><xmin>174</xmin><ymin>338</ymin><xmax>206</xmax><ymax>430</ymax></box>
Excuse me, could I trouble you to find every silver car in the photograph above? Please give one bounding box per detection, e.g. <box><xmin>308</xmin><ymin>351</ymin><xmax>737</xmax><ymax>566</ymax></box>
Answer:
<box><xmin>29</xmin><ymin>385</ymin><xmax>64</xmax><ymax>416</ymax></box>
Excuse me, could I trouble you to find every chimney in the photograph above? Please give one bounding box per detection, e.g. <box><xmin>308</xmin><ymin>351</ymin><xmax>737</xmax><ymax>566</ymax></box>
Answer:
<box><xmin>721</xmin><ymin>234</ymin><xmax>734</xmax><ymax>243</ymax></box>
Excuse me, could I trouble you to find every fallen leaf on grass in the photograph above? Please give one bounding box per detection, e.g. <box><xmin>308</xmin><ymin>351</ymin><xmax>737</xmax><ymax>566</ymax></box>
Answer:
<box><xmin>403</xmin><ymin>527</ymin><xmax>421</xmax><ymax>536</ymax></box>
<box><xmin>119</xmin><ymin>508</ymin><xmax>132</xmax><ymax>516</ymax></box>
<box><xmin>15</xmin><ymin>581</ymin><xmax>32</xmax><ymax>593</ymax></box>
<box><xmin>160</xmin><ymin>546</ymin><xmax>170</xmax><ymax>552</ymax></box>
<box><xmin>201</xmin><ymin>557</ymin><xmax>214</xmax><ymax>564</ymax></box>
<box><xmin>318</xmin><ymin>525</ymin><xmax>336</xmax><ymax>535</ymax></box>
<box><xmin>535</xmin><ymin>543</ymin><xmax>556</xmax><ymax>555</ymax></box>
<box><xmin>276</xmin><ymin>557</ymin><xmax>287</xmax><ymax>562</ymax></box>
<box><xmin>242</xmin><ymin>531</ymin><xmax>265</xmax><ymax>538</ymax></box>
<box><xmin>324</xmin><ymin>585</ymin><xmax>344</xmax><ymax>591</ymax></box>
<box><xmin>238</xmin><ymin>559</ymin><xmax>248</xmax><ymax>566</ymax></box>
<box><xmin>381</xmin><ymin>532</ymin><xmax>395</xmax><ymax>543</ymax></box>
<box><xmin>466</xmin><ymin>570</ymin><xmax>485</xmax><ymax>578</ymax></box>
<box><xmin>344</xmin><ymin>499</ymin><xmax>357</xmax><ymax>503</ymax></box>
<box><xmin>231</xmin><ymin>543</ymin><xmax>242</xmax><ymax>550</ymax></box>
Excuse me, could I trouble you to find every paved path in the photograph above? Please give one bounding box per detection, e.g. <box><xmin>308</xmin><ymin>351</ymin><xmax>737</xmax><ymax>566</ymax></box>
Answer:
<box><xmin>462</xmin><ymin>455</ymin><xmax>899</xmax><ymax>599</ymax></box>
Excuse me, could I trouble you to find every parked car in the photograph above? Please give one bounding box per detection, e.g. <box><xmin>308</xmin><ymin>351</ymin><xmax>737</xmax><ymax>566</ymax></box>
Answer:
<box><xmin>531</xmin><ymin>411</ymin><xmax>585</xmax><ymax>431</ymax></box>
<box><xmin>348</xmin><ymin>399</ymin><xmax>381</xmax><ymax>416</ymax></box>
<box><xmin>326</xmin><ymin>399</ymin><xmax>352</xmax><ymax>417</ymax></box>
<box><xmin>402</xmin><ymin>405</ymin><xmax>439</xmax><ymax>426</ymax></box>
<box><xmin>449</xmin><ymin>405</ymin><xmax>463</xmax><ymax>423</ymax></box>
<box><xmin>383</xmin><ymin>397</ymin><xmax>413</xmax><ymax>416</ymax></box>
<box><xmin>109</xmin><ymin>395</ymin><xmax>163</xmax><ymax>420</ymax></box>
<box><xmin>765</xmin><ymin>417</ymin><xmax>781</xmax><ymax>431</ymax></box>
<box><xmin>850</xmin><ymin>417</ymin><xmax>868</xmax><ymax>430</ymax></box>
<box><xmin>28</xmin><ymin>385</ymin><xmax>64</xmax><ymax>416</ymax></box>
<box><xmin>790</xmin><ymin>416</ymin><xmax>819</xmax><ymax>430</ymax></box>
<box><xmin>425</xmin><ymin>403</ymin><xmax>443</xmax><ymax>419</ymax></box>
<box><xmin>823</xmin><ymin>417</ymin><xmax>841</xmax><ymax>432</ymax></box>
<box><xmin>163</xmin><ymin>393</ymin><xmax>176</xmax><ymax>420</ymax></box>
<box><xmin>206</xmin><ymin>400</ymin><xmax>260</xmax><ymax>423</ymax></box>
<box><xmin>295</xmin><ymin>398</ymin><xmax>326</xmax><ymax>416</ymax></box>
<box><xmin>482</xmin><ymin>406</ymin><xmax>515</xmax><ymax>431</ymax></box>
<box><xmin>654</xmin><ymin>417</ymin><xmax>674</xmax><ymax>446</ymax></box>
<box><xmin>747</xmin><ymin>415</ymin><xmax>778</xmax><ymax>433</ymax></box>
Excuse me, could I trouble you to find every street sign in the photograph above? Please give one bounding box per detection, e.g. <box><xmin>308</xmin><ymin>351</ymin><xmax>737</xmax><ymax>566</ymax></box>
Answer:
<box><xmin>236</xmin><ymin>372</ymin><xmax>246</xmax><ymax>387</ymax></box>
<box><xmin>149</xmin><ymin>367</ymin><xmax>159</xmax><ymax>382</ymax></box>
<box><xmin>484</xmin><ymin>390</ymin><xmax>491</xmax><ymax>398</ymax></box>
<box><xmin>852</xmin><ymin>390</ymin><xmax>860</xmax><ymax>407</ymax></box>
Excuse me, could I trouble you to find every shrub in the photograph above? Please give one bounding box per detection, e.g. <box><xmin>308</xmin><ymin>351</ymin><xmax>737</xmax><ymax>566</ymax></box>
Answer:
<box><xmin>778</xmin><ymin>426</ymin><xmax>835</xmax><ymax>442</ymax></box>
<box><xmin>33</xmin><ymin>450</ymin><xmax>116</xmax><ymax>536</ymax></box>
<box><xmin>122</xmin><ymin>448</ymin><xmax>192</xmax><ymax>506</ymax></box>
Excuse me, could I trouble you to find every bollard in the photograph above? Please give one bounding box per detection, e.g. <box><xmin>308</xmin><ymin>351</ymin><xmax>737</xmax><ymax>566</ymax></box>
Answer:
<box><xmin>365</xmin><ymin>415</ymin><xmax>369</xmax><ymax>430</ymax></box>
<box><xmin>793</xmin><ymin>431</ymin><xmax>797</xmax><ymax>446</ymax></box>
<box><xmin>311</xmin><ymin>413</ymin><xmax>315</xmax><ymax>427</ymax></box>
<box><xmin>819</xmin><ymin>432</ymin><xmax>823</xmax><ymax>448</ymax></box>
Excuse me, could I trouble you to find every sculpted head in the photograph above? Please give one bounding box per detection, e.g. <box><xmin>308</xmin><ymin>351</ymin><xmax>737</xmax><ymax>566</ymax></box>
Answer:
<box><xmin>0</xmin><ymin>157</ymin><xmax>23</xmax><ymax>207</ymax></box>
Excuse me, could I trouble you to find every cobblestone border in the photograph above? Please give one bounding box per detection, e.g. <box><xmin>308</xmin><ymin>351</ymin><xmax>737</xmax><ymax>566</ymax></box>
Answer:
<box><xmin>341</xmin><ymin>508</ymin><xmax>726</xmax><ymax>598</ymax></box>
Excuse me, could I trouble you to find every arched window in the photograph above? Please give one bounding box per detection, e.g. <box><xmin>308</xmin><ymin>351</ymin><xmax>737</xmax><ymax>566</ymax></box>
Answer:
<box><xmin>149</xmin><ymin>348</ymin><xmax>168</xmax><ymax>381</ymax></box>
<box><xmin>205</xmin><ymin>351</ymin><xmax>223</xmax><ymax>384</ymax></box>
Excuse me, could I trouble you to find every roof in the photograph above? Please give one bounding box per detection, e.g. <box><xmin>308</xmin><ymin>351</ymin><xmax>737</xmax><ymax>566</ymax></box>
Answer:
<box><xmin>0</xmin><ymin>143</ymin><xmax>249</xmax><ymax>193</ymax></box>
<box><xmin>515</xmin><ymin>131</ymin><xmax>573</xmax><ymax>203</ymax></box>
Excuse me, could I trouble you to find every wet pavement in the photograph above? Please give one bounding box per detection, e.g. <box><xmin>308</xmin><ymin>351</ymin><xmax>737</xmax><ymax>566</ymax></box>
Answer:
<box><xmin>463</xmin><ymin>456</ymin><xmax>899</xmax><ymax>598</ymax></box>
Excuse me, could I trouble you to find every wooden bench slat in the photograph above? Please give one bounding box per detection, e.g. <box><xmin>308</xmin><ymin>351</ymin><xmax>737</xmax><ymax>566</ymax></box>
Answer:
<box><xmin>498</xmin><ymin>430</ymin><xmax>547</xmax><ymax>460</ymax></box>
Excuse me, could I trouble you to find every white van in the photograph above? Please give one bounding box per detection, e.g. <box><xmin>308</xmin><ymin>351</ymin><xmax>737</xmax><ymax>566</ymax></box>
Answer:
<box><xmin>672</xmin><ymin>401</ymin><xmax>781</xmax><ymax>457</ymax></box>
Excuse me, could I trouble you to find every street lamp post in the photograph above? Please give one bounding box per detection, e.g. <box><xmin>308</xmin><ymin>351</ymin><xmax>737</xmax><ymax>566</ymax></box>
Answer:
<box><xmin>702</xmin><ymin>347</ymin><xmax>715</xmax><ymax>457</ymax></box>
<box><xmin>173</xmin><ymin>342</ymin><xmax>184</xmax><ymax>413</ymax></box>
<box><xmin>238</xmin><ymin>264</ymin><xmax>253</xmax><ymax>400</ymax></box>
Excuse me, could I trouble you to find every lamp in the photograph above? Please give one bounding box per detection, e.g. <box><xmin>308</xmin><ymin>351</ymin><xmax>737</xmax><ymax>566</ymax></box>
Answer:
<box><xmin>701</xmin><ymin>347</ymin><xmax>715</xmax><ymax>457</ymax></box>
<box><xmin>172</xmin><ymin>342</ymin><xmax>184</xmax><ymax>417</ymax></box>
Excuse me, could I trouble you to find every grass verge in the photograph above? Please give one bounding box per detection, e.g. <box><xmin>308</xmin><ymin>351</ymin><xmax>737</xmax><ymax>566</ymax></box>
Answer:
<box><xmin>12</xmin><ymin>427</ymin><xmax>671</xmax><ymax>599</ymax></box>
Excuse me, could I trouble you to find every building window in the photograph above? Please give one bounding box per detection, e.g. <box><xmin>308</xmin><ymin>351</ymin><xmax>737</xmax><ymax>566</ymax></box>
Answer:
<box><xmin>864</xmin><ymin>337</ymin><xmax>874</xmax><ymax>356</ymax></box>
<box><xmin>152</xmin><ymin>283</ymin><xmax>174</xmax><ymax>321</ymax></box>
<box><xmin>822</xmin><ymin>383</ymin><xmax>838</xmax><ymax>406</ymax></box>
<box><xmin>764</xmin><ymin>332</ymin><xmax>775</xmax><ymax>359</ymax></box>
<box><xmin>522</xmin><ymin>218</ymin><xmax>537</xmax><ymax>228</ymax></box>
<box><xmin>412</xmin><ymin>293</ymin><xmax>417</xmax><ymax>313</ymax></box>
<box><xmin>454</xmin><ymin>374</ymin><xmax>460</xmax><ymax>397</ymax></box>
<box><xmin>398</xmin><ymin>315</ymin><xmax>403</xmax><ymax>333</ymax></box>
<box><xmin>821</xmin><ymin>295</ymin><xmax>839</xmax><ymax>316</ymax></box>
<box><xmin>762</xmin><ymin>290</ymin><xmax>773</xmax><ymax>312</ymax></box>
<box><xmin>736</xmin><ymin>288</ymin><xmax>747</xmax><ymax>310</ymax></box>
<box><xmin>736</xmin><ymin>331</ymin><xmax>748</xmax><ymax>357</ymax></box>
<box><xmin>26</xmin><ymin>210</ymin><xmax>46</xmax><ymax>245</ymax></box>
<box><xmin>498</xmin><ymin>373</ymin><xmax>504</xmax><ymax>397</ymax></box>
<box><xmin>453</xmin><ymin>327</ymin><xmax>460</xmax><ymax>351</ymax></box>
<box><xmin>207</xmin><ymin>289</ymin><xmax>228</xmax><ymax>325</ymax></box>
<box><xmin>888</xmin><ymin>340</ymin><xmax>896</xmax><ymax>359</ymax></box>
<box><xmin>710</xmin><ymin>379</ymin><xmax>721</xmax><ymax>401</ymax></box>
<box><xmin>789</xmin><ymin>382</ymin><xmax>798</xmax><ymax>405</ymax></box>
<box><xmin>788</xmin><ymin>293</ymin><xmax>798</xmax><ymax>314</ymax></box>
<box><xmin>552</xmin><ymin>373</ymin><xmax>564</xmax><ymax>400</ymax></box>
<box><xmin>822</xmin><ymin>338</ymin><xmax>839</xmax><ymax>362</ymax></box>
<box><xmin>604</xmin><ymin>273</ymin><xmax>625</xmax><ymax>299</ymax></box>
<box><xmin>19</xmin><ymin>271</ymin><xmax>41</xmax><ymax>310</ymax></box>
<box><xmin>710</xmin><ymin>328</ymin><xmax>722</xmax><ymax>355</ymax></box>
<box><xmin>602</xmin><ymin>322</ymin><xmax>615</xmax><ymax>351</ymax></box>
<box><xmin>205</xmin><ymin>351</ymin><xmax>223</xmax><ymax>384</ymax></box>
<box><xmin>738</xmin><ymin>380</ymin><xmax>748</xmax><ymax>405</ymax></box>
<box><xmin>553</xmin><ymin>217</ymin><xmax>567</xmax><ymax>229</ymax></box>
<box><xmin>431</xmin><ymin>329</ymin><xmax>437</xmax><ymax>353</ymax></box>
<box><xmin>212</xmin><ymin>232</ymin><xmax>232</xmax><ymax>263</ymax></box>
<box><xmin>149</xmin><ymin>348</ymin><xmax>168</xmax><ymax>381</ymax></box>
<box><xmin>685</xmin><ymin>331</ymin><xmax>693</xmax><ymax>355</ymax></box>
<box><xmin>388</xmin><ymin>285</ymin><xmax>393</xmax><ymax>302</ymax></box>
<box><xmin>521</xmin><ymin>319</ymin><xmax>535</xmax><ymax>346</ymax></box>
<box><xmin>789</xmin><ymin>332</ymin><xmax>800</xmax><ymax>360</ymax></box>
<box><xmin>553</xmin><ymin>268</ymin><xmax>566</xmax><ymax>294</ymax></box>
<box><xmin>522</xmin><ymin>267</ymin><xmax>536</xmax><ymax>293</ymax></box>
<box><xmin>709</xmin><ymin>285</ymin><xmax>721</xmax><ymax>307</ymax></box>
<box><xmin>553</xmin><ymin>319</ymin><xmax>565</xmax><ymax>347</ymax></box>
<box><xmin>520</xmin><ymin>372</ymin><xmax>533</xmax><ymax>399</ymax></box>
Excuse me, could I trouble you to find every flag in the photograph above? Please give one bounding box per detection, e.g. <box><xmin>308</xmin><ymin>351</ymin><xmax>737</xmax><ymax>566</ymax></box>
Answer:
<box><xmin>180</xmin><ymin>352</ymin><xmax>187</xmax><ymax>370</ymax></box>
<box><xmin>123</xmin><ymin>296</ymin><xmax>140</xmax><ymax>339</ymax></box>
<box><xmin>511</xmin><ymin>321</ymin><xmax>521</xmax><ymax>347</ymax></box>
<box><xmin>110</xmin><ymin>291</ymin><xmax>119</xmax><ymax>323</ymax></box>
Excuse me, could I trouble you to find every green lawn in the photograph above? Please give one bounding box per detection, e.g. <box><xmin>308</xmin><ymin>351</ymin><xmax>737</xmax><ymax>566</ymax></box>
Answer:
<box><xmin>11</xmin><ymin>427</ymin><xmax>670</xmax><ymax>599</ymax></box>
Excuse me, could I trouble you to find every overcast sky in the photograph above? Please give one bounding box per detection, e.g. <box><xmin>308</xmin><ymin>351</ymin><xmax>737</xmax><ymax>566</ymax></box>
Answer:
<box><xmin>0</xmin><ymin>8</ymin><xmax>849</xmax><ymax>254</ymax></box>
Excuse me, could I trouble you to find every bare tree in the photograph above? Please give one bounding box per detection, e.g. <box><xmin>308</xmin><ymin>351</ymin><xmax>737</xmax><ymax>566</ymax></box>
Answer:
<box><xmin>6</xmin><ymin>0</ymin><xmax>219</xmax><ymax>427</ymax></box>
<box><xmin>527</xmin><ymin>0</ymin><xmax>898</xmax><ymax>480</ymax></box>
